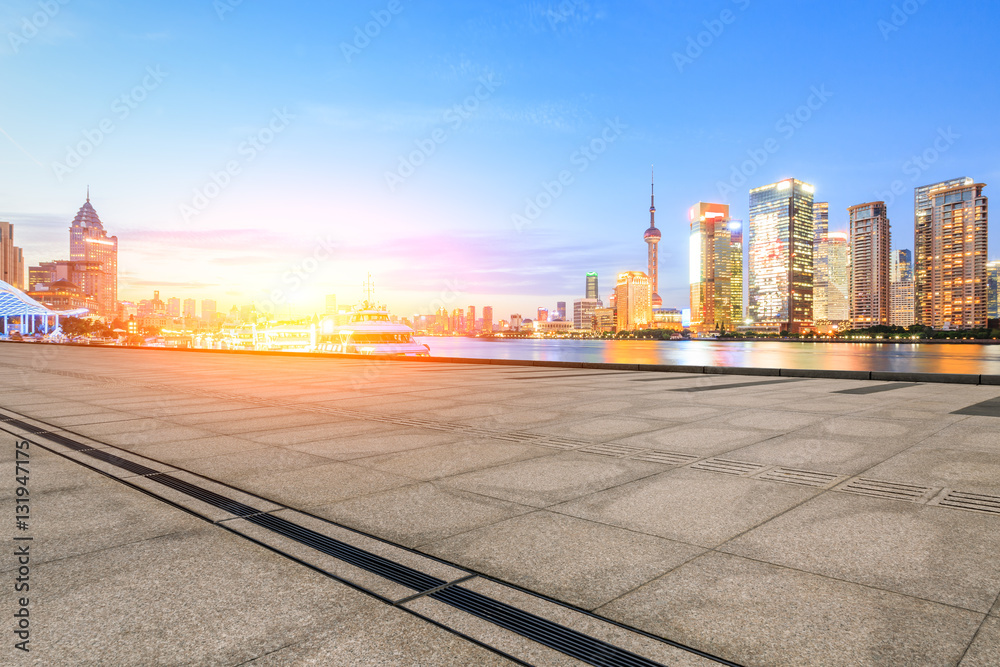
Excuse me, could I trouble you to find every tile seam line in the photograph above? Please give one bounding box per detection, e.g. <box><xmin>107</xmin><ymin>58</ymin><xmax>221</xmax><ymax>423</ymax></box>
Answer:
<box><xmin>3</xmin><ymin>408</ymin><xmax>738</xmax><ymax>666</ymax></box>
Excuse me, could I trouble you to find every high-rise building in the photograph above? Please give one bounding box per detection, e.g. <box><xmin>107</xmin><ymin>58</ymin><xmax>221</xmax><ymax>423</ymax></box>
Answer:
<box><xmin>748</xmin><ymin>178</ymin><xmax>815</xmax><ymax>333</ymax></box>
<box><xmin>892</xmin><ymin>249</ymin><xmax>913</xmax><ymax>283</ymax></box>
<box><xmin>554</xmin><ymin>301</ymin><xmax>566</xmax><ymax>321</ymax></box>
<box><xmin>201</xmin><ymin>299</ymin><xmax>217</xmax><ymax>323</ymax></box>
<box><xmin>0</xmin><ymin>222</ymin><xmax>26</xmax><ymax>289</ymax></box>
<box><xmin>325</xmin><ymin>294</ymin><xmax>337</xmax><ymax>316</ymax></box>
<box><xmin>915</xmin><ymin>178</ymin><xmax>989</xmax><ymax>329</ymax></box>
<box><xmin>988</xmin><ymin>261</ymin><xmax>999</xmax><ymax>320</ymax></box>
<box><xmin>573</xmin><ymin>298</ymin><xmax>600</xmax><ymax>331</ymax></box>
<box><xmin>813</xmin><ymin>202</ymin><xmax>829</xmax><ymax>242</ymax></box>
<box><xmin>537</xmin><ymin>307</ymin><xmax>548</xmax><ymax>322</ymax></box>
<box><xmin>167</xmin><ymin>297</ymin><xmax>181</xmax><ymax>318</ymax></box>
<box><xmin>69</xmin><ymin>191</ymin><xmax>118</xmax><ymax>317</ymax></box>
<box><xmin>689</xmin><ymin>202</ymin><xmax>743</xmax><ymax>333</ymax></box>
<box><xmin>889</xmin><ymin>249</ymin><xmax>915</xmax><ymax>328</ymax></box>
<box><xmin>183</xmin><ymin>298</ymin><xmax>197</xmax><ymax>319</ymax></box>
<box><xmin>585</xmin><ymin>272</ymin><xmax>598</xmax><ymax>300</ymax></box>
<box><xmin>615</xmin><ymin>271</ymin><xmax>652</xmax><ymax>331</ymax></box>
<box><xmin>848</xmin><ymin>201</ymin><xmax>891</xmax><ymax>328</ymax></box>
<box><xmin>644</xmin><ymin>171</ymin><xmax>662</xmax><ymax>308</ymax></box>
<box><xmin>510</xmin><ymin>314</ymin><xmax>522</xmax><ymax>331</ymax></box>
<box><xmin>814</xmin><ymin>232</ymin><xmax>850</xmax><ymax>324</ymax></box>
<box><xmin>482</xmin><ymin>306</ymin><xmax>493</xmax><ymax>333</ymax></box>
<box><xmin>451</xmin><ymin>308</ymin><xmax>464</xmax><ymax>332</ymax></box>
<box><xmin>466</xmin><ymin>306</ymin><xmax>476</xmax><ymax>333</ymax></box>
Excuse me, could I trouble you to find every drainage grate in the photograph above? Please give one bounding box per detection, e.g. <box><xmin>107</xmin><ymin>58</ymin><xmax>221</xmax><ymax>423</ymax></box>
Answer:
<box><xmin>689</xmin><ymin>458</ymin><xmax>767</xmax><ymax>476</ymax></box>
<box><xmin>756</xmin><ymin>467</ymin><xmax>842</xmax><ymax>488</ymax></box>
<box><xmin>933</xmin><ymin>490</ymin><xmax>1000</xmax><ymax>515</ymax></box>
<box><xmin>836</xmin><ymin>478</ymin><xmax>936</xmax><ymax>502</ymax></box>
<box><xmin>631</xmin><ymin>451</ymin><xmax>700</xmax><ymax>466</ymax></box>
<box><xmin>579</xmin><ymin>443</ymin><xmax>648</xmax><ymax>458</ymax></box>
<box><xmin>537</xmin><ymin>437</ymin><xmax>589</xmax><ymax>450</ymax></box>
<box><xmin>86</xmin><ymin>449</ymin><xmax>161</xmax><ymax>477</ymax></box>
<box><xmin>146</xmin><ymin>473</ymin><xmax>262</xmax><ymax>517</ymax></box>
<box><xmin>431</xmin><ymin>585</ymin><xmax>668</xmax><ymax>667</ymax></box>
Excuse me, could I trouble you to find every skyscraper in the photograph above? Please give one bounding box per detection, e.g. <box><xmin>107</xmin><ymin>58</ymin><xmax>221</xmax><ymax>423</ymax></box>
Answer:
<box><xmin>585</xmin><ymin>272</ymin><xmax>599</xmax><ymax>300</ymax></box>
<box><xmin>915</xmin><ymin>178</ymin><xmax>989</xmax><ymax>329</ymax></box>
<box><xmin>70</xmin><ymin>191</ymin><xmax>118</xmax><ymax>317</ymax></box>
<box><xmin>183</xmin><ymin>298</ymin><xmax>197</xmax><ymax>319</ymax></box>
<box><xmin>848</xmin><ymin>201</ymin><xmax>892</xmax><ymax>328</ymax></box>
<box><xmin>892</xmin><ymin>249</ymin><xmax>913</xmax><ymax>283</ymax></box>
<box><xmin>537</xmin><ymin>307</ymin><xmax>548</xmax><ymax>322</ymax></box>
<box><xmin>615</xmin><ymin>271</ymin><xmax>652</xmax><ymax>331</ymax></box>
<box><xmin>167</xmin><ymin>297</ymin><xmax>181</xmax><ymax>318</ymax></box>
<box><xmin>987</xmin><ymin>261</ymin><xmax>999</xmax><ymax>320</ymax></box>
<box><xmin>814</xmin><ymin>231</ymin><xmax>850</xmax><ymax>324</ymax></box>
<box><xmin>201</xmin><ymin>299</ymin><xmax>217</xmax><ymax>323</ymax></box>
<box><xmin>554</xmin><ymin>301</ymin><xmax>566</xmax><ymax>321</ymax></box>
<box><xmin>0</xmin><ymin>222</ymin><xmax>26</xmax><ymax>289</ymax></box>
<box><xmin>644</xmin><ymin>170</ymin><xmax>662</xmax><ymax>308</ymax></box>
<box><xmin>813</xmin><ymin>202</ymin><xmax>829</xmax><ymax>242</ymax></box>
<box><xmin>748</xmin><ymin>178</ymin><xmax>815</xmax><ymax>333</ymax></box>
<box><xmin>890</xmin><ymin>249</ymin><xmax>915</xmax><ymax>328</ymax></box>
<box><xmin>688</xmin><ymin>202</ymin><xmax>743</xmax><ymax>333</ymax></box>
<box><xmin>482</xmin><ymin>306</ymin><xmax>493</xmax><ymax>333</ymax></box>
<box><xmin>573</xmin><ymin>298</ymin><xmax>600</xmax><ymax>330</ymax></box>
<box><xmin>467</xmin><ymin>306</ymin><xmax>476</xmax><ymax>332</ymax></box>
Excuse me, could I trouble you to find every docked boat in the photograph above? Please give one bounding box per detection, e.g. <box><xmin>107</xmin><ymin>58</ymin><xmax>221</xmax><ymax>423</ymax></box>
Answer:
<box><xmin>318</xmin><ymin>303</ymin><xmax>429</xmax><ymax>356</ymax></box>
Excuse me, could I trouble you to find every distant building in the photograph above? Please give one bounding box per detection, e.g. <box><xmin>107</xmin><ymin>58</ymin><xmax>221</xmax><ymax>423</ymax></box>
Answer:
<box><xmin>915</xmin><ymin>178</ymin><xmax>989</xmax><ymax>329</ymax></box>
<box><xmin>749</xmin><ymin>178</ymin><xmax>815</xmax><ymax>333</ymax></box>
<box><xmin>573</xmin><ymin>298</ymin><xmax>600</xmax><ymax>331</ymax></box>
<box><xmin>813</xmin><ymin>202</ymin><xmax>829</xmax><ymax>242</ymax></box>
<box><xmin>554</xmin><ymin>301</ymin><xmax>566</xmax><ymax>321</ymax></box>
<box><xmin>892</xmin><ymin>249</ymin><xmax>913</xmax><ymax>283</ymax></box>
<box><xmin>467</xmin><ymin>306</ymin><xmax>476</xmax><ymax>333</ymax></box>
<box><xmin>988</xmin><ymin>261</ymin><xmax>1000</xmax><ymax>320</ymax></box>
<box><xmin>183</xmin><ymin>298</ymin><xmax>197</xmax><ymax>319</ymax></box>
<box><xmin>27</xmin><ymin>279</ymin><xmax>99</xmax><ymax>313</ymax></box>
<box><xmin>201</xmin><ymin>299</ymin><xmax>217</xmax><ymax>323</ymax></box>
<box><xmin>585</xmin><ymin>272</ymin><xmax>599</xmax><ymax>300</ymax></box>
<box><xmin>0</xmin><ymin>222</ymin><xmax>26</xmax><ymax>289</ymax></box>
<box><xmin>531</xmin><ymin>320</ymin><xmax>573</xmax><ymax>334</ymax></box>
<box><xmin>890</xmin><ymin>250</ymin><xmax>915</xmax><ymax>328</ymax></box>
<box><xmin>593</xmin><ymin>307</ymin><xmax>616</xmax><ymax>333</ymax></box>
<box><xmin>615</xmin><ymin>271</ymin><xmax>652</xmax><ymax>331</ymax></box>
<box><xmin>167</xmin><ymin>297</ymin><xmax>181</xmax><ymax>318</ymax></box>
<box><xmin>848</xmin><ymin>201</ymin><xmax>891</xmax><ymax>328</ymax></box>
<box><xmin>482</xmin><ymin>306</ymin><xmax>493</xmax><ymax>333</ymax></box>
<box><xmin>509</xmin><ymin>314</ymin><xmax>522</xmax><ymax>331</ymax></box>
<box><xmin>325</xmin><ymin>294</ymin><xmax>337</xmax><ymax>316</ymax></box>
<box><xmin>644</xmin><ymin>171</ymin><xmax>662</xmax><ymax>307</ymax></box>
<box><xmin>689</xmin><ymin>202</ymin><xmax>742</xmax><ymax>333</ymax></box>
<box><xmin>813</xmin><ymin>232</ymin><xmax>850</xmax><ymax>325</ymax></box>
<box><xmin>537</xmin><ymin>307</ymin><xmax>548</xmax><ymax>322</ymax></box>
<box><xmin>69</xmin><ymin>192</ymin><xmax>118</xmax><ymax>317</ymax></box>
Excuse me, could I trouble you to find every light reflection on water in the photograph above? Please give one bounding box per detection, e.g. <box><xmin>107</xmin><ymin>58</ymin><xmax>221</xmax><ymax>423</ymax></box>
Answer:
<box><xmin>416</xmin><ymin>337</ymin><xmax>1000</xmax><ymax>374</ymax></box>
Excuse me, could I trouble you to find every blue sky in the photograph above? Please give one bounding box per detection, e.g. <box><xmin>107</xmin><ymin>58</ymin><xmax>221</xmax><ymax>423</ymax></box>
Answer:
<box><xmin>2</xmin><ymin>0</ymin><xmax>998</xmax><ymax>318</ymax></box>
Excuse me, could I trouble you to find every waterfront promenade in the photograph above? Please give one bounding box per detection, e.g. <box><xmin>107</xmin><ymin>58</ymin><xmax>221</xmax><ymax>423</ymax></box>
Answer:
<box><xmin>2</xmin><ymin>344</ymin><xmax>999</xmax><ymax>666</ymax></box>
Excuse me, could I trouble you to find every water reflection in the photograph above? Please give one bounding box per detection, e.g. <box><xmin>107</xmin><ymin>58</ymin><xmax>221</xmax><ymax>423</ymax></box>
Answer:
<box><xmin>417</xmin><ymin>338</ymin><xmax>1000</xmax><ymax>374</ymax></box>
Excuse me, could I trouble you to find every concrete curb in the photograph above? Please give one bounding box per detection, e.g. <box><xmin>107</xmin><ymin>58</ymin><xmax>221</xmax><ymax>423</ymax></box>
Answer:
<box><xmin>2</xmin><ymin>340</ymin><xmax>998</xmax><ymax>386</ymax></box>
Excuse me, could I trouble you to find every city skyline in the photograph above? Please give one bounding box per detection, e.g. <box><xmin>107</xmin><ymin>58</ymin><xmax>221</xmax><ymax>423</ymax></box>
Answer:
<box><xmin>2</xmin><ymin>2</ymin><xmax>999</xmax><ymax>317</ymax></box>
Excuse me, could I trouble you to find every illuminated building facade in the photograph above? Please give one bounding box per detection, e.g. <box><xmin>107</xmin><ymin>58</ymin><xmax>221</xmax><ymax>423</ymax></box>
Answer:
<box><xmin>555</xmin><ymin>301</ymin><xmax>566</xmax><ymax>321</ymax></box>
<box><xmin>890</xmin><ymin>249</ymin><xmax>915</xmax><ymax>328</ymax></box>
<box><xmin>69</xmin><ymin>193</ymin><xmax>118</xmax><ymax>317</ymax></box>
<box><xmin>615</xmin><ymin>271</ymin><xmax>652</xmax><ymax>331</ymax></box>
<box><xmin>201</xmin><ymin>299</ymin><xmax>217</xmax><ymax>323</ymax></box>
<box><xmin>586</xmin><ymin>272</ymin><xmax>599</xmax><ymax>300</ymax></box>
<box><xmin>573</xmin><ymin>298</ymin><xmax>600</xmax><ymax>330</ymax></box>
<box><xmin>814</xmin><ymin>231</ymin><xmax>849</xmax><ymax>324</ymax></box>
<box><xmin>914</xmin><ymin>178</ymin><xmax>989</xmax><ymax>329</ymax></box>
<box><xmin>509</xmin><ymin>314</ymin><xmax>522</xmax><ymax>331</ymax></box>
<box><xmin>813</xmin><ymin>202</ymin><xmax>829</xmax><ymax>242</ymax></box>
<box><xmin>467</xmin><ymin>306</ymin><xmax>476</xmax><ymax>333</ymax></box>
<box><xmin>0</xmin><ymin>222</ymin><xmax>25</xmax><ymax>289</ymax></box>
<box><xmin>688</xmin><ymin>202</ymin><xmax>742</xmax><ymax>333</ymax></box>
<box><xmin>848</xmin><ymin>201</ymin><xmax>891</xmax><ymax>328</ymax></box>
<box><xmin>644</xmin><ymin>172</ymin><xmax>662</xmax><ymax>307</ymax></box>
<box><xmin>183</xmin><ymin>299</ymin><xmax>197</xmax><ymax>319</ymax></box>
<box><xmin>748</xmin><ymin>178</ymin><xmax>815</xmax><ymax>333</ymax></box>
<box><xmin>988</xmin><ymin>261</ymin><xmax>999</xmax><ymax>320</ymax></box>
<box><xmin>167</xmin><ymin>297</ymin><xmax>181</xmax><ymax>318</ymax></box>
<box><xmin>482</xmin><ymin>306</ymin><xmax>493</xmax><ymax>333</ymax></box>
<box><xmin>537</xmin><ymin>307</ymin><xmax>548</xmax><ymax>322</ymax></box>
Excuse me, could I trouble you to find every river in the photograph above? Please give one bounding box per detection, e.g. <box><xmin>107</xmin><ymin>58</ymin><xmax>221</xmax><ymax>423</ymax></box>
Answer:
<box><xmin>416</xmin><ymin>337</ymin><xmax>1000</xmax><ymax>375</ymax></box>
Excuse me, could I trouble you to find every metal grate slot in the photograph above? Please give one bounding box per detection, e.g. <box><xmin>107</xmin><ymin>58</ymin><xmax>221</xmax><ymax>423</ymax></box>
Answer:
<box><xmin>146</xmin><ymin>473</ymin><xmax>262</xmax><ymax>516</ymax></box>
<box><xmin>837</xmin><ymin>478</ymin><xmax>934</xmax><ymax>502</ymax></box>
<box><xmin>631</xmin><ymin>451</ymin><xmax>700</xmax><ymax>466</ymax></box>
<box><xmin>579</xmin><ymin>443</ymin><xmax>648</xmax><ymax>458</ymax></box>
<box><xmin>84</xmin><ymin>448</ymin><xmax>161</xmax><ymax>477</ymax></box>
<box><xmin>689</xmin><ymin>458</ymin><xmax>767</xmax><ymax>476</ymax></box>
<box><xmin>246</xmin><ymin>513</ymin><xmax>444</xmax><ymax>593</ymax></box>
<box><xmin>431</xmin><ymin>585</ymin><xmax>666</xmax><ymax>667</ymax></box>
<box><xmin>934</xmin><ymin>490</ymin><xmax>1000</xmax><ymax>514</ymax></box>
<box><xmin>756</xmin><ymin>467</ymin><xmax>842</xmax><ymax>488</ymax></box>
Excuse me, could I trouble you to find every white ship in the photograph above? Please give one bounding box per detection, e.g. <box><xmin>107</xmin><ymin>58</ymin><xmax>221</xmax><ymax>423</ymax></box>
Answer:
<box><xmin>318</xmin><ymin>302</ymin><xmax>429</xmax><ymax>356</ymax></box>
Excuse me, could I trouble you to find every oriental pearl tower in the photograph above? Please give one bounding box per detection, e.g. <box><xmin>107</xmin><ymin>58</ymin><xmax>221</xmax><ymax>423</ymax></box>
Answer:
<box><xmin>644</xmin><ymin>167</ymin><xmax>662</xmax><ymax>307</ymax></box>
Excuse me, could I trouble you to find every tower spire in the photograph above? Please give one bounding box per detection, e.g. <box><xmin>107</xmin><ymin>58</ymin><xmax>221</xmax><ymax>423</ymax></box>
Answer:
<box><xmin>86</xmin><ymin>185</ymin><xmax>90</xmax><ymax>203</ymax></box>
<box><xmin>649</xmin><ymin>166</ymin><xmax>655</xmax><ymax>227</ymax></box>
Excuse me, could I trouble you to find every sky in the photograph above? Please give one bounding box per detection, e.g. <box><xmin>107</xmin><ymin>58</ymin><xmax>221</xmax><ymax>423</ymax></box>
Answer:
<box><xmin>2</xmin><ymin>0</ymin><xmax>999</xmax><ymax>319</ymax></box>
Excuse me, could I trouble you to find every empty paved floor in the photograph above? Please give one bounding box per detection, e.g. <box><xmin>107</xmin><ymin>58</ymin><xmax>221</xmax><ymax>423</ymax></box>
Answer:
<box><xmin>1</xmin><ymin>345</ymin><xmax>998</xmax><ymax>666</ymax></box>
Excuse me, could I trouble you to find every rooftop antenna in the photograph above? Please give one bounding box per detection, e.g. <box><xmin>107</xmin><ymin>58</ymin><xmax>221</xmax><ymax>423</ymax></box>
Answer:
<box><xmin>86</xmin><ymin>185</ymin><xmax>90</xmax><ymax>202</ymax></box>
<box><xmin>363</xmin><ymin>273</ymin><xmax>375</xmax><ymax>305</ymax></box>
